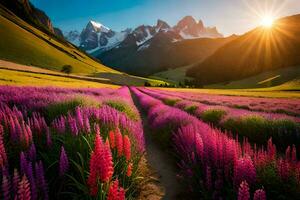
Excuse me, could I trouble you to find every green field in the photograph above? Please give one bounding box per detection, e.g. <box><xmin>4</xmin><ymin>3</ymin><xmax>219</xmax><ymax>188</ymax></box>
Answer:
<box><xmin>157</xmin><ymin>87</ymin><xmax>300</xmax><ymax>98</ymax></box>
<box><xmin>205</xmin><ymin>65</ymin><xmax>300</xmax><ymax>90</ymax></box>
<box><xmin>151</xmin><ymin>65</ymin><xmax>193</xmax><ymax>84</ymax></box>
<box><xmin>0</xmin><ymin>68</ymin><xmax>119</xmax><ymax>88</ymax></box>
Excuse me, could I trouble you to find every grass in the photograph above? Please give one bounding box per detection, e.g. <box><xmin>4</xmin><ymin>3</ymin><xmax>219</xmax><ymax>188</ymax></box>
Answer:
<box><xmin>151</xmin><ymin>65</ymin><xmax>193</xmax><ymax>84</ymax></box>
<box><xmin>157</xmin><ymin>87</ymin><xmax>300</xmax><ymax>98</ymax></box>
<box><xmin>205</xmin><ymin>65</ymin><xmax>300</xmax><ymax>90</ymax></box>
<box><xmin>222</xmin><ymin>115</ymin><xmax>300</xmax><ymax>149</ymax></box>
<box><xmin>0</xmin><ymin>69</ymin><xmax>119</xmax><ymax>88</ymax></box>
<box><xmin>45</xmin><ymin>96</ymin><xmax>101</xmax><ymax>121</ymax></box>
<box><xmin>0</xmin><ymin>7</ymin><xmax>117</xmax><ymax>75</ymax></box>
<box><xmin>201</xmin><ymin>109</ymin><xmax>227</xmax><ymax>125</ymax></box>
<box><xmin>0</xmin><ymin>6</ymin><xmax>168</xmax><ymax>86</ymax></box>
<box><xmin>105</xmin><ymin>100</ymin><xmax>139</xmax><ymax>121</ymax></box>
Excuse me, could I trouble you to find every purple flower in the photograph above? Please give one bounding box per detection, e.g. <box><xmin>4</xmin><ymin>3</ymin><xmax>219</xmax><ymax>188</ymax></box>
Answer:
<box><xmin>59</xmin><ymin>146</ymin><xmax>69</xmax><ymax>176</ymax></box>
<box><xmin>2</xmin><ymin>175</ymin><xmax>11</xmax><ymax>200</ymax></box>
<box><xmin>35</xmin><ymin>161</ymin><xmax>49</xmax><ymax>200</ymax></box>
<box><xmin>12</xmin><ymin>168</ymin><xmax>20</xmax><ymax>195</ymax></box>
<box><xmin>26</xmin><ymin>162</ymin><xmax>37</xmax><ymax>200</ymax></box>
<box><xmin>27</xmin><ymin>143</ymin><xmax>36</xmax><ymax>162</ymax></box>
<box><xmin>20</xmin><ymin>152</ymin><xmax>28</xmax><ymax>175</ymax></box>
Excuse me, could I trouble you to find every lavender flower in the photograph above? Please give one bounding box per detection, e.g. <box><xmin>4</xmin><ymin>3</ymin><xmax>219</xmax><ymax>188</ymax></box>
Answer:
<box><xmin>59</xmin><ymin>146</ymin><xmax>69</xmax><ymax>176</ymax></box>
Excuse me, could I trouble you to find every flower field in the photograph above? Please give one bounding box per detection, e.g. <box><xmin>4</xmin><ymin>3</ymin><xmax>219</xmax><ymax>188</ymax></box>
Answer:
<box><xmin>132</xmin><ymin>87</ymin><xmax>300</xmax><ymax>200</ymax></box>
<box><xmin>0</xmin><ymin>86</ymin><xmax>144</xmax><ymax>199</ymax></box>
<box><xmin>1</xmin><ymin>85</ymin><xmax>300</xmax><ymax>199</ymax></box>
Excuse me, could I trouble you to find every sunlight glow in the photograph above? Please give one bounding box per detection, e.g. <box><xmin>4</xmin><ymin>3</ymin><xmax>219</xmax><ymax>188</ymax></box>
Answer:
<box><xmin>261</xmin><ymin>15</ymin><xmax>274</xmax><ymax>28</ymax></box>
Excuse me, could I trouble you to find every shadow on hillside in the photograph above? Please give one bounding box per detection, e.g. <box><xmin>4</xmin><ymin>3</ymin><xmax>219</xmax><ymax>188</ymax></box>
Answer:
<box><xmin>92</xmin><ymin>72</ymin><xmax>149</xmax><ymax>86</ymax></box>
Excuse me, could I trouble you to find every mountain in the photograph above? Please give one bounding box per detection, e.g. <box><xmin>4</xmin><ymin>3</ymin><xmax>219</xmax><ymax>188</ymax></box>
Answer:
<box><xmin>0</xmin><ymin>3</ymin><xmax>117</xmax><ymax>75</ymax></box>
<box><xmin>1</xmin><ymin>0</ymin><xmax>62</xmax><ymax>37</ymax></box>
<box><xmin>187</xmin><ymin>14</ymin><xmax>300</xmax><ymax>85</ymax></box>
<box><xmin>174</xmin><ymin>16</ymin><xmax>223</xmax><ymax>39</ymax></box>
<box><xmin>65</xmin><ymin>21</ymin><xmax>130</xmax><ymax>54</ymax></box>
<box><xmin>65</xmin><ymin>16</ymin><xmax>224</xmax><ymax>76</ymax></box>
<box><xmin>0</xmin><ymin>3</ymin><xmax>170</xmax><ymax>86</ymax></box>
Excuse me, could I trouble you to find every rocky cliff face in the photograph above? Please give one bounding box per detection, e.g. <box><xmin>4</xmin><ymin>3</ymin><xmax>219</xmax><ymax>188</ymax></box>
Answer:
<box><xmin>1</xmin><ymin>0</ymin><xmax>61</xmax><ymax>36</ymax></box>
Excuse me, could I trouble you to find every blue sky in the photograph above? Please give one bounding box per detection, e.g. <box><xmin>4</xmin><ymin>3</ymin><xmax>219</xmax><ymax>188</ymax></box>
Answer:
<box><xmin>31</xmin><ymin>0</ymin><xmax>300</xmax><ymax>36</ymax></box>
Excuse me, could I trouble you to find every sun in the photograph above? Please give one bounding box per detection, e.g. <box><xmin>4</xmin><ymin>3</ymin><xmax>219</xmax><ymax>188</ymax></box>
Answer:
<box><xmin>260</xmin><ymin>15</ymin><xmax>274</xmax><ymax>28</ymax></box>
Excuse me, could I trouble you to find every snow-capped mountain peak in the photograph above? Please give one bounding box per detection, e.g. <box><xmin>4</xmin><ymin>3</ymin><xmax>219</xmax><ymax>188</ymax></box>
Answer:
<box><xmin>65</xmin><ymin>16</ymin><xmax>223</xmax><ymax>54</ymax></box>
<box><xmin>88</xmin><ymin>20</ymin><xmax>110</xmax><ymax>33</ymax></box>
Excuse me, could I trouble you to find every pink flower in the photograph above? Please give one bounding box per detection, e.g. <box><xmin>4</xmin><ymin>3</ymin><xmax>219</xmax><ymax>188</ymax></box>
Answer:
<box><xmin>123</xmin><ymin>135</ymin><xmax>131</xmax><ymax>161</ymax></box>
<box><xmin>277</xmin><ymin>159</ymin><xmax>290</xmax><ymax>181</ymax></box>
<box><xmin>87</xmin><ymin>132</ymin><xmax>114</xmax><ymax>196</ymax></box>
<box><xmin>107</xmin><ymin>180</ymin><xmax>125</xmax><ymax>200</ymax></box>
<box><xmin>234</xmin><ymin>156</ymin><xmax>256</xmax><ymax>187</ymax></box>
<box><xmin>238</xmin><ymin>181</ymin><xmax>250</xmax><ymax>200</ymax></box>
<box><xmin>267</xmin><ymin>138</ymin><xmax>276</xmax><ymax>160</ymax></box>
<box><xmin>254</xmin><ymin>188</ymin><xmax>266</xmax><ymax>200</ymax></box>
<box><xmin>18</xmin><ymin>175</ymin><xmax>31</xmax><ymax>200</ymax></box>
<box><xmin>0</xmin><ymin>134</ymin><xmax>7</xmax><ymax>168</ymax></box>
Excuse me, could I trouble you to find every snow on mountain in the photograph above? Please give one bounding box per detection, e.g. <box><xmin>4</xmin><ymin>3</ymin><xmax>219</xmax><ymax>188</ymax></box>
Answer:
<box><xmin>64</xmin><ymin>30</ymin><xmax>80</xmax><ymax>46</ymax></box>
<box><xmin>174</xmin><ymin>16</ymin><xmax>223</xmax><ymax>39</ymax></box>
<box><xmin>89</xmin><ymin>20</ymin><xmax>110</xmax><ymax>33</ymax></box>
<box><xmin>65</xmin><ymin>16</ymin><xmax>223</xmax><ymax>54</ymax></box>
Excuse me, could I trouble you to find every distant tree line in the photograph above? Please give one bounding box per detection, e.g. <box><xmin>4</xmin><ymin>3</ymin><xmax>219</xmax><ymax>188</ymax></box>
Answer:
<box><xmin>144</xmin><ymin>79</ymin><xmax>204</xmax><ymax>88</ymax></box>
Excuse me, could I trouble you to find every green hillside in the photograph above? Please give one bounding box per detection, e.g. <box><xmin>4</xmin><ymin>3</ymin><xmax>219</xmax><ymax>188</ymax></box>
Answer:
<box><xmin>0</xmin><ymin>5</ymin><xmax>118</xmax><ymax>75</ymax></box>
<box><xmin>151</xmin><ymin>65</ymin><xmax>194</xmax><ymax>84</ymax></box>
<box><xmin>187</xmin><ymin>14</ymin><xmax>300</xmax><ymax>85</ymax></box>
<box><xmin>206</xmin><ymin>65</ymin><xmax>300</xmax><ymax>90</ymax></box>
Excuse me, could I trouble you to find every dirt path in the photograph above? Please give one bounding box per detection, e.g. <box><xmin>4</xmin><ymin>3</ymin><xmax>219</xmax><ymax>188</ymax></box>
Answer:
<box><xmin>130</xmin><ymin>89</ymin><xmax>183</xmax><ymax>200</ymax></box>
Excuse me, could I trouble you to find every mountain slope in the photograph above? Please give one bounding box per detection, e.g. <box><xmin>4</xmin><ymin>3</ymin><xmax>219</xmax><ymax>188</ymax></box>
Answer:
<box><xmin>205</xmin><ymin>65</ymin><xmax>300</xmax><ymax>89</ymax></box>
<box><xmin>0</xmin><ymin>5</ymin><xmax>118</xmax><ymax>75</ymax></box>
<box><xmin>187</xmin><ymin>14</ymin><xmax>300</xmax><ymax>85</ymax></box>
<box><xmin>98</xmin><ymin>35</ymin><xmax>235</xmax><ymax>76</ymax></box>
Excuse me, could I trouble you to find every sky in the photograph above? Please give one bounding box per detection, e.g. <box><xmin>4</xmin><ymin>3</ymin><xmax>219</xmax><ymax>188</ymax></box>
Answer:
<box><xmin>31</xmin><ymin>0</ymin><xmax>300</xmax><ymax>36</ymax></box>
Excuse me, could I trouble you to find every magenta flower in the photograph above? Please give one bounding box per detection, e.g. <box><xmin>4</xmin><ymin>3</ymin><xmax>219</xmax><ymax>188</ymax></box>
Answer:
<box><xmin>238</xmin><ymin>181</ymin><xmax>250</xmax><ymax>200</ymax></box>
<box><xmin>0</xmin><ymin>134</ymin><xmax>7</xmax><ymax>168</ymax></box>
<box><xmin>59</xmin><ymin>146</ymin><xmax>69</xmax><ymax>176</ymax></box>
<box><xmin>35</xmin><ymin>161</ymin><xmax>49</xmax><ymax>200</ymax></box>
<box><xmin>254</xmin><ymin>188</ymin><xmax>266</xmax><ymax>200</ymax></box>
<box><xmin>234</xmin><ymin>156</ymin><xmax>256</xmax><ymax>187</ymax></box>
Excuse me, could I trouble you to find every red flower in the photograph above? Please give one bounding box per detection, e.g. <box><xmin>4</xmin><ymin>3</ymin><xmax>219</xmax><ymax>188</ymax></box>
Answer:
<box><xmin>123</xmin><ymin>135</ymin><xmax>131</xmax><ymax>161</ymax></box>
<box><xmin>126</xmin><ymin>162</ymin><xmax>133</xmax><ymax>177</ymax></box>
<box><xmin>107</xmin><ymin>180</ymin><xmax>125</xmax><ymax>200</ymax></box>
<box><xmin>109</xmin><ymin>130</ymin><xmax>115</xmax><ymax>149</ymax></box>
<box><xmin>87</xmin><ymin>131</ymin><xmax>114</xmax><ymax>196</ymax></box>
<box><xmin>115</xmin><ymin>129</ymin><xmax>123</xmax><ymax>157</ymax></box>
